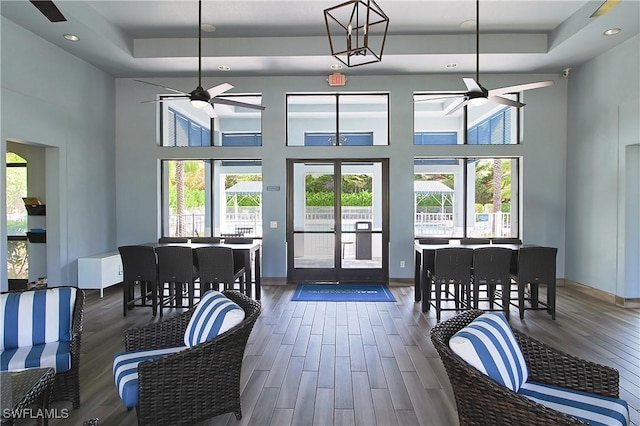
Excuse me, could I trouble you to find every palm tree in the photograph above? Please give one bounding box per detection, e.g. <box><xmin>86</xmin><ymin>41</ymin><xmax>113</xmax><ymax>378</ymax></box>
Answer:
<box><xmin>175</xmin><ymin>161</ymin><xmax>186</xmax><ymax>236</ymax></box>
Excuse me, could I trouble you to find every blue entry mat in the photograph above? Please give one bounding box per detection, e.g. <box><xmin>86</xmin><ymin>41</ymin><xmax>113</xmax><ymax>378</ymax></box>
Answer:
<box><xmin>292</xmin><ymin>283</ymin><xmax>395</xmax><ymax>302</ymax></box>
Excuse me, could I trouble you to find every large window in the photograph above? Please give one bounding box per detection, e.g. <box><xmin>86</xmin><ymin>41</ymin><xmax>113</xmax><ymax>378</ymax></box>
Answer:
<box><xmin>161</xmin><ymin>95</ymin><xmax>262</xmax><ymax>147</ymax></box>
<box><xmin>414</xmin><ymin>157</ymin><xmax>519</xmax><ymax>238</ymax></box>
<box><xmin>287</xmin><ymin>94</ymin><xmax>389</xmax><ymax>146</ymax></box>
<box><xmin>413</xmin><ymin>93</ymin><xmax>519</xmax><ymax>144</ymax></box>
<box><xmin>161</xmin><ymin>159</ymin><xmax>262</xmax><ymax>238</ymax></box>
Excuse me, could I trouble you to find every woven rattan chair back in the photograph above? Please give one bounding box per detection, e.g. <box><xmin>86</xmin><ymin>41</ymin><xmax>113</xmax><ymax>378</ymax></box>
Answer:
<box><xmin>119</xmin><ymin>245</ymin><xmax>157</xmax><ymax>283</ymax></box>
<box><xmin>155</xmin><ymin>246</ymin><xmax>197</xmax><ymax>312</ymax></box>
<box><xmin>195</xmin><ymin>247</ymin><xmax>245</xmax><ymax>293</ymax></box>
<box><xmin>131</xmin><ymin>290</ymin><xmax>261</xmax><ymax>425</ymax></box>
<box><xmin>472</xmin><ymin>247</ymin><xmax>513</xmax><ymax>317</ymax></box>
<box><xmin>430</xmin><ymin>309</ymin><xmax>618</xmax><ymax>426</ymax></box>
<box><xmin>118</xmin><ymin>245</ymin><xmax>158</xmax><ymax>316</ymax></box>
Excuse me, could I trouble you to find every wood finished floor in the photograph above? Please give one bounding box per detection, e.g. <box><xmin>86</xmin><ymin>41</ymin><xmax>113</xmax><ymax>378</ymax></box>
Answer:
<box><xmin>46</xmin><ymin>282</ymin><xmax>639</xmax><ymax>426</ymax></box>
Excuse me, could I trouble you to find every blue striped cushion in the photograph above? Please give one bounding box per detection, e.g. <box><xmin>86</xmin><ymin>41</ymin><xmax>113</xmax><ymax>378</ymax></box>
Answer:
<box><xmin>113</xmin><ymin>346</ymin><xmax>186</xmax><ymax>408</ymax></box>
<box><xmin>1</xmin><ymin>341</ymin><xmax>71</xmax><ymax>372</ymax></box>
<box><xmin>183</xmin><ymin>291</ymin><xmax>245</xmax><ymax>347</ymax></box>
<box><xmin>0</xmin><ymin>287</ymin><xmax>77</xmax><ymax>350</ymax></box>
<box><xmin>449</xmin><ymin>312</ymin><xmax>528</xmax><ymax>392</ymax></box>
<box><xmin>519</xmin><ymin>381</ymin><xmax>629</xmax><ymax>426</ymax></box>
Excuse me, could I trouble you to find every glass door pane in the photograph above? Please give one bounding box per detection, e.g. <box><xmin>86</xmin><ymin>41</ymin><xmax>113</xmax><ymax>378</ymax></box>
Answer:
<box><xmin>292</xmin><ymin>162</ymin><xmax>335</xmax><ymax>269</ymax></box>
<box><xmin>340</xmin><ymin>162</ymin><xmax>383</xmax><ymax>270</ymax></box>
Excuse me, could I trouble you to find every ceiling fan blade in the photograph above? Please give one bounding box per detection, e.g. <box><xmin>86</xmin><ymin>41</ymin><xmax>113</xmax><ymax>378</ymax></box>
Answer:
<box><xmin>489</xmin><ymin>80</ymin><xmax>555</xmax><ymax>97</ymax></box>
<box><xmin>414</xmin><ymin>93</ymin><xmax>464</xmax><ymax>103</ymax></box>
<box><xmin>488</xmin><ymin>95</ymin><xmax>525</xmax><ymax>108</ymax></box>
<box><xmin>141</xmin><ymin>96</ymin><xmax>189</xmax><ymax>104</ymax></box>
<box><xmin>445</xmin><ymin>98</ymin><xmax>469</xmax><ymax>116</ymax></box>
<box><xmin>29</xmin><ymin>0</ymin><xmax>66</xmax><ymax>22</ymax></box>
<box><xmin>135</xmin><ymin>80</ymin><xmax>188</xmax><ymax>95</ymax></box>
<box><xmin>463</xmin><ymin>78</ymin><xmax>483</xmax><ymax>93</ymax></box>
<box><xmin>212</xmin><ymin>98</ymin><xmax>266</xmax><ymax>111</ymax></box>
<box><xmin>206</xmin><ymin>83</ymin><xmax>234</xmax><ymax>98</ymax></box>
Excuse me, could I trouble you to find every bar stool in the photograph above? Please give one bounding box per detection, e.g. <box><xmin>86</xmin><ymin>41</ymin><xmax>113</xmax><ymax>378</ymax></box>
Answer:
<box><xmin>513</xmin><ymin>246</ymin><xmax>558</xmax><ymax>320</ymax></box>
<box><xmin>195</xmin><ymin>247</ymin><xmax>246</xmax><ymax>294</ymax></box>
<box><xmin>155</xmin><ymin>246</ymin><xmax>198</xmax><ymax>315</ymax></box>
<box><xmin>471</xmin><ymin>247</ymin><xmax>513</xmax><ymax>319</ymax></box>
<box><xmin>424</xmin><ymin>247</ymin><xmax>473</xmax><ymax>321</ymax></box>
<box><xmin>118</xmin><ymin>245</ymin><xmax>158</xmax><ymax>316</ymax></box>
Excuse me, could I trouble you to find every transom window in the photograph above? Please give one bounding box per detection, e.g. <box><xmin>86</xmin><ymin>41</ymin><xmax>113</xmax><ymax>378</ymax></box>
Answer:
<box><xmin>287</xmin><ymin>94</ymin><xmax>389</xmax><ymax>146</ymax></box>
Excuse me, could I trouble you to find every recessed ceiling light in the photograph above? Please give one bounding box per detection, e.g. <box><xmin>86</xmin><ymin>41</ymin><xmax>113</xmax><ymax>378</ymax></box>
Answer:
<box><xmin>218</xmin><ymin>65</ymin><xmax>231</xmax><ymax>71</ymax></box>
<box><xmin>330</xmin><ymin>64</ymin><xmax>343</xmax><ymax>71</ymax></box>
<box><xmin>460</xmin><ymin>19</ymin><xmax>476</xmax><ymax>30</ymax></box>
<box><xmin>201</xmin><ymin>23</ymin><xmax>216</xmax><ymax>33</ymax></box>
<box><xmin>603</xmin><ymin>28</ymin><xmax>621</xmax><ymax>36</ymax></box>
<box><xmin>445</xmin><ymin>63</ymin><xmax>457</xmax><ymax>69</ymax></box>
<box><xmin>63</xmin><ymin>34</ymin><xmax>79</xmax><ymax>42</ymax></box>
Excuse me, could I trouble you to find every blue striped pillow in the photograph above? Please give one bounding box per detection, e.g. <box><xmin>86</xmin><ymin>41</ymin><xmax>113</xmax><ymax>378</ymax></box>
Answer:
<box><xmin>449</xmin><ymin>312</ymin><xmax>528</xmax><ymax>392</ymax></box>
<box><xmin>183</xmin><ymin>291</ymin><xmax>245</xmax><ymax>347</ymax></box>
<box><xmin>519</xmin><ymin>381</ymin><xmax>629</xmax><ymax>426</ymax></box>
<box><xmin>1</xmin><ymin>287</ymin><xmax>76</xmax><ymax>350</ymax></box>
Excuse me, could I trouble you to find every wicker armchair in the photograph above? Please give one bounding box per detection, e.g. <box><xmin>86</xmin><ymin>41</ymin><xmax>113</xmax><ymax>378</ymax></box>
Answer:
<box><xmin>122</xmin><ymin>290</ymin><xmax>261</xmax><ymax>426</ymax></box>
<box><xmin>430</xmin><ymin>310</ymin><xmax>622</xmax><ymax>426</ymax></box>
<box><xmin>0</xmin><ymin>286</ymin><xmax>84</xmax><ymax>409</ymax></box>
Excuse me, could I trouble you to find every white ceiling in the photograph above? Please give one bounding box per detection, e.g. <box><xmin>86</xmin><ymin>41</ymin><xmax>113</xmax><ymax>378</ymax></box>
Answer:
<box><xmin>1</xmin><ymin>0</ymin><xmax>638</xmax><ymax>78</ymax></box>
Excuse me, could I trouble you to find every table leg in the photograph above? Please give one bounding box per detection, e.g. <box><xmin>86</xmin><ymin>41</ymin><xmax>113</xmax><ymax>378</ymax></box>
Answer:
<box><xmin>244</xmin><ymin>250</ymin><xmax>253</xmax><ymax>298</ymax></box>
<box><xmin>414</xmin><ymin>250</ymin><xmax>421</xmax><ymax>303</ymax></box>
<box><xmin>255</xmin><ymin>247</ymin><xmax>261</xmax><ymax>300</ymax></box>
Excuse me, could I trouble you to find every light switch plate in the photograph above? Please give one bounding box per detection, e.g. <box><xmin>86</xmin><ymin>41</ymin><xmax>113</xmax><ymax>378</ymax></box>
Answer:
<box><xmin>270</xmin><ymin>221</ymin><xmax>278</xmax><ymax>228</ymax></box>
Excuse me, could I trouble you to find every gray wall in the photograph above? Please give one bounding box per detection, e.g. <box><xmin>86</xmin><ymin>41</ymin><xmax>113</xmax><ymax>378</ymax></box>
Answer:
<box><xmin>115</xmin><ymin>74</ymin><xmax>568</xmax><ymax>280</ymax></box>
<box><xmin>1</xmin><ymin>17</ymin><xmax>116</xmax><ymax>290</ymax></box>
<box><xmin>566</xmin><ymin>34</ymin><xmax>640</xmax><ymax>298</ymax></box>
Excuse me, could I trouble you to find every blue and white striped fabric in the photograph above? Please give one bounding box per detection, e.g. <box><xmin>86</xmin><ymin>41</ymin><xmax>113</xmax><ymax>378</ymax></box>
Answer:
<box><xmin>0</xmin><ymin>287</ymin><xmax>77</xmax><ymax>350</ymax></box>
<box><xmin>449</xmin><ymin>312</ymin><xmax>528</xmax><ymax>392</ymax></box>
<box><xmin>183</xmin><ymin>290</ymin><xmax>245</xmax><ymax>347</ymax></box>
<box><xmin>1</xmin><ymin>341</ymin><xmax>71</xmax><ymax>372</ymax></box>
<box><xmin>519</xmin><ymin>381</ymin><xmax>630</xmax><ymax>426</ymax></box>
<box><xmin>113</xmin><ymin>346</ymin><xmax>186</xmax><ymax>408</ymax></box>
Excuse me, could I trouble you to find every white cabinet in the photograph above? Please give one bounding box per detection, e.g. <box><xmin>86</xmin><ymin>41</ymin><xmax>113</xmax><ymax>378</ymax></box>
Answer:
<box><xmin>78</xmin><ymin>251</ymin><xmax>123</xmax><ymax>297</ymax></box>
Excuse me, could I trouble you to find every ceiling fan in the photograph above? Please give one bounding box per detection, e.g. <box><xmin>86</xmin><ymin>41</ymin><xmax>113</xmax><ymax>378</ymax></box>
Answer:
<box><xmin>29</xmin><ymin>0</ymin><xmax>66</xmax><ymax>22</ymax></box>
<box><xmin>416</xmin><ymin>0</ymin><xmax>554</xmax><ymax>115</ymax></box>
<box><xmin>136</xmin><ymin>0</ymin><xmax>265</xmax><ymax>117</ymax></box>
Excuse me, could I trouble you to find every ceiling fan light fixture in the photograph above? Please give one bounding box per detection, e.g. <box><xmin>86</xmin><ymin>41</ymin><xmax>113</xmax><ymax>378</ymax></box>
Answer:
<box><xmin>468</xmin><ymin>97</ymin><xmax>488</xmax><ymax>106</ymax></box>
<box><xmin>190</xmin><ymin>99</ymin><xmax>209</xmax><ymax>109</ymax></box>
<box><xmin>323</xmin><ymin>0</ymin><xmax>390</xmax><ymax>68</ymax></box>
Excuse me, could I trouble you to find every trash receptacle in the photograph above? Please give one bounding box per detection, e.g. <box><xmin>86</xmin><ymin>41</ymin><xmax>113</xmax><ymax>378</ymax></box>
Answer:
<box><xmin>355</xmin><ymin>221</ymin><xmax>372</xmax><ymax>260</ymax></box>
